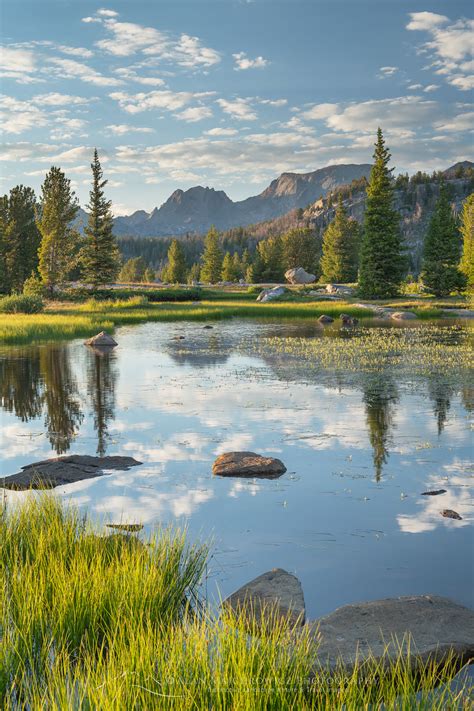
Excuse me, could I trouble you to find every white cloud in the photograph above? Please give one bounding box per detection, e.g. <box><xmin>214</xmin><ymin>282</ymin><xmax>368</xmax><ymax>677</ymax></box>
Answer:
<box><xmin>233</xmin><ymin>52</ymin><xmax>269</xmax><ymax>70</ymax></box>
<box><xmin>49</xmin><ymin>57</ymin><xmax>123</xmax><ymax>86</ymax></box>
<box><xmin>205</xmin><ymin>127</ymin><xmax>239</xmax><ymax>136</ymax></box>
<box><xmin>322</xmin><ymin>96</ymin><xmax>440</xmax><ymax>134</ymax></box>
<box><xmin>217</xmin><ymin>97</ymin><xmax>257</xmax><ymax>120</ymax></box>
<box><xmin>435</xmin><ymin>112</ymin><xmax>474</xmax><ymax>132</ymax></box>
<box><xmin>34</xmin><ymin>92</ymin><xmax>91</xmax><ymax>106</ymax></box>
<box><xmin>408</xmin><ymin>83</ymin><xmax>423</xmax><ymax>90</ymax></box>
<box><xmin>0</xmin><ymin>46</ymin><xmax>39</xmax><ymax>83</ymax></box>
<box><xmin>109</xmin><ymin>89</ymin><xmax>204</xmax><ymax>113</ymax></box>
<box><xmin>115</xmin><ymin>67</ymin><xmax>165</xmax><ymax>86</ymax></box>
<box><xmin>0</xmin><ymin>95</ymin><xmax>47</xmax><ymax>134</ymax></box>
<box><xmin>97</xmin><ymin>8</ymin><xmax>119</xmax><ymax>17</ymax></box>
<box><xmin>423</xmin><ymin>84</ymin><xmax>439</xmax><ymax>92</ymax></box>
<box><xmin>107</xmin><ymin>123</ymin><xmax>154</xmax><ymax>135</ymax></box>
<box><xmin>378</xmin><ymin>66</ymin><xmax>399</xmax><ymax>77</ymax></box>
<box><xmin>57</xmin><ymin>44</ymin><xmax>94</xmax><ymax>58</ymax></box>
<box><xmin>406</xmin><ymin>12</ymin><xmax>449</xmax><ymax>32</ymax></box>
<box><xmin>174</xmin><ymin>105</ymin><xmax>213</xmax><ymax>122</ymax></box>
<box><xmin>302</xmin><ymin>103</ymin><xmax>338</xmax><ymax>120</ymax></box>
<box><xmin>260</xmin><ymin>98</ymin><xmax>287</xmax><ymax>106</ymax></box>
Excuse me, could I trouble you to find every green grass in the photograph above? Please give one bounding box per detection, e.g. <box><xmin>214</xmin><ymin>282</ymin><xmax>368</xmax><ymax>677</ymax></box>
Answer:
<box><xmin>1</xmin><ymin>496</ymin><xmax>471</xmax><ymax>709</ymax></box>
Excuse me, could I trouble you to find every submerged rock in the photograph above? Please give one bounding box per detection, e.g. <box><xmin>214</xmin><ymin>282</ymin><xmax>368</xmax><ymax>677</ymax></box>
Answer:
<box><xmin>223</xmin><ymin>568</ymin><xmax>305</xmax><ymax>628</ymax></box>
<box><xmin>391</xmin><ymin>312</ymin><xmax>417</xmax><ymax>320</ymax></box>
<box><xmin>256</xmin><ymin>286</ymin><xmax>286</xmax><ymax>303</ymax></box>
<box><xmin>84</xmin><ymin>331</ymin><xmax>117</xmax><ymax>347</ymax></box>
<box><xmin>441</xmin><ymin>509</ymin><xmax>463</xmax><ymax>520</ymax></box>
<box><xmin>341</xmin><ymin>314</ymin><xmax>358</xmax><ymax>326</ymax></box>
<box><xmin>421</xmin><ymin>489</ymin><xmax>447</xmax><ymax>496</ymax></box>
<box><xmin>2</xmin><ymin>455</ymin><xmax>142</xmax><ymax>490</ymax></box>
<box><xmin>212</xmin><ymin>451</ymin><xmax>287</xmax><ymax>478</ymax></box>
<box><xmin>318</xmin><ymin>314</ymin><xmax>334</xmax><ymax>324</ymax></box>
<box><xmin>308</xmin><ymin>595</ymin><xmax>474</xmax><ymax>671</ymax></box>
<box><xmin>285</xmin><ymin>267</ymin><xmax>316</xmax><ymax>285</ymax></box>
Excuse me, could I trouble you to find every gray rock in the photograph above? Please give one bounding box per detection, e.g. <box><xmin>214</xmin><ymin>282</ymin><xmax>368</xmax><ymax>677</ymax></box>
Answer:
<box><xmin>441</xmin><ymin>509</ymin><xmax>463</xmax><ymax>520</ymax></box>
<box><xmin>2</xmin><ymin>455</ymin><xmax>142</xmax><ymax>490</ymax></box>
<box><xmin>442</xmin><ymin>308</ymin><xmax>474</xmax><ymax>318</ymax></box>
<box><xmin>391</xmin><ymin>311</ymin><xmax>418</xmax><ymax>320</ymax></box>
<box><xmin>256</xmin><ymin>286</ymin><xmax>286</xmax><ymax>303</ymax></box>
<box><xmin>341</xmin><ymin>313</ymin><xmax>358</xmax><ymax>326</ymax></box>
<box><xmin>308</xmin><ymin>595</ymin><xmax>474</xmax><ymax>671</ymax></box>
<box><xmin>84</xmin><ymin>331</ymin><xmax>118</xmax><ymax>347</ymax></box>
<box><xmin>421</xmin><ymin>489</ymin><xmax>447</xmax><ymax>496</ymax></box>
<box><xmin>318</xmin><ymin>314</ymin><xmax>334</xmax><ymax>324</ymax></box>
<box><xmin>224</xmin><ymin>568</ymin><xmax>305</xmax><ymax>628</ymax></box>
<box><xmin>212</xmin><ymin>451</ymin><xmax>287</xmax><ymax>479</ymax></box>
<box><xmin>285</xmin><ymin>267</ymin><xmax>316</xmax><ymax>285</ymax></box>
<box><xmin>326</xmin><ymin>284</ymin><xmax>355</xmax><ymax>296</ymax></box>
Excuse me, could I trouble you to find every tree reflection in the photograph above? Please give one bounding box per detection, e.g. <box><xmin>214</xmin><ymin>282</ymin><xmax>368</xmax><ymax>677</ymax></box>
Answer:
<box><xmin>362</xmin><ymin>373</ymin><xmax>399</xmax><ymax>482</ymax></box>
<box><xmin>0</xmin><ymin>348</ymin><xmax>43</xmax><ymax>421</ymax></box>
<box><xmin>86</xmin><ymin>347</ymin><xmax>117</xmax><ymax>456</ymax></box>
<box><xmin>40</xmin><ymin>346</ymin><xmax>83</xmax><ymax>454</ymax></box>
<box><xmin>427</xmin><ymin>375</ymin><xmax>455</xmax><ymax>436</ymax></box>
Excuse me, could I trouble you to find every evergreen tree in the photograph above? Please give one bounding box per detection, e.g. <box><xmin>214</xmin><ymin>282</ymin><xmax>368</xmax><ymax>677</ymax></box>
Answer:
<box><xmin>0</xmin><ymin>195</ymin><xmax>9</xmax><ymax>293</ymax></box>
<box><xmin>358</xmin><ymin>128</ymin><xmax>406</xmax><ymax>298</ymax></box>
<box><xmin>187</xmin><ymin>262</ymin><xmax>201</xmax><ymax>284</ymax></box>
<box><xmin>459</xmin><ymin>193</ymin><xmax>474</xmax><ymax>292</ymax></box>
<box><xmin>282</xmin><ymin>227</ymin><xmax>319</xmax><ymax>276</ymax></box>
<box><xmin>257</xmin><ymin>235</ymin><xmax>284</xmax><ymax>282</ymax></box>
<box><xmin>118</xmin><ymin>257</ymin><xmax>147</xmax><ymax>283</ymax></box>
<box><xmin>421</xmin><ymin>183</ymin><xmax>464</xmax><ymax>297</ymax></box>
<box><xmin>2</xmin><ymin>186</ymin><xmax>40</xmax><ymax>293</ymax></box>
<box><xmin>320</xmin><ymin>194</ymin><xmax>360</xmax><ymax>283</ymax></box>
<box><xmin>37</xmin><ymin>167</ymin><xmax>79</xmax><ymax>295</ymax></box>
<box><xmin>200</xmin><ymin>225</ymin><xmax>223</xmax><ymax>284</ymax></box>
<box><xmin>221</xmin><ymin>251</ymin><xmax>237</xmax><ymax>281</ymax></box>
<box><xmin>247</xmin><ymin>250</ymin><xmax>266</xmax><ymax>283</ymax></box>
<box><xmin>80</xmin><ymin>149</ymin><xmax>120</xmax><ymax>286</ymax></box>
<box><xmin>143</xmin><ymin>267</ymin><xmax>155</xmax><ymax>283</ymax></box>
<box><xmin>165</xmin><ymin>239</ymin><xmax>187</xmax><ymax>283</ymax></box>
<box><xmin>232</xmin><ymin>251</ymin><xmax>243</xmax><ymax>280</ymax></box>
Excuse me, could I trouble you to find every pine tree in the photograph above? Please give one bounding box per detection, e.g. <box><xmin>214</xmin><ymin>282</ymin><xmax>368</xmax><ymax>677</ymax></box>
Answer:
<box><xmin>0</xmin><ymin>195</ymin><xmax>9</xmax><ymax>293</ymax></box>
<box><xmin>257</xmin><ymin>235</ymin><xmax>284</xmax><ymax>282</ymax></box>
<box><xmin>358</xmin><ymin>128</ymin><xmax>406</xmax><ymax>298</ymax></box>
<box><xmin>459</xmin><ymin>193</ymin><xmax>474</xmax><ymax>292</ymax></box>
<box><xmin>37</xmin><ymin>167</ymin><xmax>79</xmax><ymax>295</ymax></box>
<box><xmin>80</xmin><ymin>149</ymin><xmax>120</xmax><ymax>287</ymax></box>
<box><xmin>221</xmin><ymin>251</ymin><xmax>236</xmax><ymax>281</ymax></box>
<box><xmin>165</xmin><ymin>239</ymin><xmax>187</xmax><ymax>283</ymax></box>
<box><xmin>232</xmin><ymin>251</ymin><xmax>243</xmax><ymax>280</ymax></box>
<box><xmin>200</xmin><ymin>225</ymin><xmax>223</xmax><ymax>284</ymax></box>
<box><xmin>118</xmin><ymin>257</ymin><xmax>147</xmax><ymax>283</ymax></box>
<box><xmin>187</xmin><ymin>262</ymin><xmax>201</xmax><ymax>284</ymax></box>
<box><xmin>2</xmin><ymin>186</ymin><xmax>40</xmax><ymax>293</ymax></box>
<box><xmin>282</xmin><ymin>227</ymin><xmax>319</xmax><ymax>276</ymax></box>
<box><xmin>421</xmin><ymin>183</ymin><xmax>464</xmax><ymax>297</ymax></box>
<box><xmin>320</xmin><ymin>194</ymin><xmax>360</xmax><ymax>283</ymax></box>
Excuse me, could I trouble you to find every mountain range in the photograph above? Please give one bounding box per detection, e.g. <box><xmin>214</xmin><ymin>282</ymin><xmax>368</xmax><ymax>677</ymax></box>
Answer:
<box><xmin>107</xmin><ymin>163</ymin><xmax>372</xmax><ymax>237</ymax></box>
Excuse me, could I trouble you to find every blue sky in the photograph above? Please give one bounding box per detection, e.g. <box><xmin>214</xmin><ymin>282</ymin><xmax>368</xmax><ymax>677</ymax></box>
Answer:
<box><xmin>1</xmin><ymin>0</ymin><xmax>472</xmax><ymax>214</ymax></box>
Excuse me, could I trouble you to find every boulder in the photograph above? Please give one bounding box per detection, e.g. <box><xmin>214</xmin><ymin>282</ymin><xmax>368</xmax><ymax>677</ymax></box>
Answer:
<box><xmin>326</xmin><ymin>284</ymin><xmax>355</xmax><ymax>296</ymax></box>
<box><xmin>318</xmin><ymin>314</ymin><xmax>334</xmax><ymax>324</ymax></box>
<box><xmin>212</xmin><ymin>451</ymin><xmax>287</xmax><ymax>479</ymax></box>
<box><xmin>2</xmin><ymin>455</ymin><xmax>142</xmax><ymax>490</ymax></box>
<box><xmin>223</xmin><ymin>568</ymin><xmax>305</xmax><ymax>628</ymax></box>
<box><xmin>256</xmin><ymin>286</ymin><xmax>286</xmax><ymax>303</ymax></box>
<box><xmin>308</xmin><ymin>595</ymin><xmax>474</xmax><ymax>672</ymax></box>
<box><xmin>441</xmin><ymin>509</ymin><xmax>462</xmax><ymax>520</ymax></box>
<box><xmin>285</xmin><ymin>267</ymin><xmax>316</xmax><ymax>285</ymax></box>
<box><xmin>391</xmin><ymin>312</ymin><xmax>417</xmax><ymax>320</ymax></box>
<box><xmin>84</xmin><ymin>331</ymin><xmax>117</xmax><ymax>347</ymax></box>
<box><xmin>341</xmin><ymin>313</ymin><xmax>358</xmax><ymax>326</ymax></box>
<box><xmin>421</xmin><ymin>489</ymin><xmax>447</xmax><ymax>496</ymax></box>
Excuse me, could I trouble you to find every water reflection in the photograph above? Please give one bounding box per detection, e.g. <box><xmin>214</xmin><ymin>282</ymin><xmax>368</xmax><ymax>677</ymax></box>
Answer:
<box><xmin>86</xmin><ymin>348</ymin><xmax>117</xmax><ymax>456</ymax></box>
<box><xmin>362</xmin><ymin>372</ymin><xmax>399</xmax><ymax>482</ymax></box>
<box><xmin>0</xmin><ymin>349</ymin><xmax>43</xmax><ymax>421</ymax></box>
<box><xmin>41</xmin><ymin>346</ymin><xmax>83</xmax><ymax>454</ymax></box>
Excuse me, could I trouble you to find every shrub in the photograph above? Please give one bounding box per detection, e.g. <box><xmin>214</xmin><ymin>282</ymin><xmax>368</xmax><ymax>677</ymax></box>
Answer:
<box><xmin>22</xmin><ymin>273</ymin><xmax>45</xmax><ymax>297</ymax></box>
<box><xmin>247</xmin><ymin>285</ymin><xmax>264</xmax><ymax>294</ymax></box>
<box><xmin>56</xmin><ymin>287</ymin><xmax>203</xmax><ymax>303</ymax></box>
<box><xmin>0</xmin><ymin>294</ymin><xmax>44</xmax><ymax>314</ymax></box>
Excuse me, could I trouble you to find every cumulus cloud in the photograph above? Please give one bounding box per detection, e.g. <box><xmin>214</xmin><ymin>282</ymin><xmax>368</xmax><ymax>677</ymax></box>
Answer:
<box><xmin>406</xmin><ymin>12</ymin><xmax>448</xmax><ymax>32</ymax></box>
<box><xmin>423</xmin><ymin>84</ymin><xmax>439</xmax><ymax>92</ymax></box>
<box><xmin>34</xmin><ymin>92</ymin><xmax>91</xmax><ymax>106</ymax></box>
<box><xmin>49</xmin><ymin>57</ymin><xmax>123</xmax><ymax>86</ymax></box>
<box><xmin>217</xmin><ymin>97</ymin><xmax>257</xmax><ymax>120</ymax></box>
<box><xmin>109</xmin><ymin>89</ymin><xmax>209</xmax><ymax>114</ymax></box>
<box><xmin>205</xmin><ymin>127</ymin><xmax>239</xmax><ymax>136</ymax></box>
<box><xmin>107</xmin><ymin>124</ymin><xmax>155</xmax><ymax>134</ymax></box>
<box><xmin>0</xmin><ymin>46</ymin><xmax>39</xmax><ymax>83</ymax></box>
<box><xmin>115</xmin><ymin>66</ymin><xmax>165</xmax><ymax>86</ymax></box>
<box><xmin>0</xmin><ymin>95</ymin><xmax>48</xmax><ymax>134</ymax></box>
<box><xmin>378</xmin><ymin>66</ymin><xmax>399</xmax><ymax>77</ymax></box>
<box><xmin>233</xmin><ymin>52</ymin><xmax>269</xmax><ymax>70</ymax></box>
<box><xmin>302</xmin><ymin>103</ymin><xmax>338</xmax><ymax>120</ymax></box>
<box><xmin>174</xmin><ymin>105</ymin><xmax>213</xmax><ymax>122</ymax></box>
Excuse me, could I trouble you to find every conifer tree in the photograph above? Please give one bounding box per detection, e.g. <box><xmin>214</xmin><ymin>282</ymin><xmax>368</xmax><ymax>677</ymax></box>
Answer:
<box><xmin>232</xmin><ymin>251</ymin><xmax>243</xmax><ymax>280</ymax></box>
<box><xmin>221</xmin><ymin>251</ymin><xmax>236</xmax><ymax>281</ymax></box>
<box><xmin>459</xmin><ymin>193</ymin><xmax>474</xmax><ymax>292</ymax></box>
<box><xmin>80</xmin><ymin>149</ymin><xmax>120</xmax><ymax>286</ymax></box>
<box><xmin>2</xmin><ymin>186</ymin><xmax>40</xmax><ymax>293</ymax></box>
<box><xmin>421</xmin><ymin>183</ymin><xmax>464</xmax><ymax>297</ymax></box>
<box><xmin>37</xmin><ymin>167</ymin><xmax>79</xmax><ymax>295</ymax></box>
<box><xmin>165</xmin><ymin>239</ymin><xmax>187</xmax><ymax>283</ymax></box>
<box><xmin>200</xmin><ymin>225</ymin><xmax>223</xmax><ymax>283</ymax></box>
<box><xmin>320</xmin><ymin>194</ymin><xmax>360</xmax><ymax>283</ymax></box>
<box><xmin>0</xmin><ymin>196</ymin><xmax>8</xmax><ymax>293</ymax></box>
<box><xmin>187</xmin><ymin>262</ymin><xmax>201</xmax><ymax>284</ymax></box>
<box><xmin>358</xmin><ymin>128</ymin><xmax>406</xmax><ymax>298</ymax></box>
<box><xmin>257</xmin><ymin>235</ymin><xmax>284</xmax><ymax>282</ymax></box>
<box><xmin>118</xmin><ymin>257</ymin><xmax>147</xmax><ymax>283</ymax></box>
<box><xmin>282</xmin><ymin>227</ymin><xmax>319</xmax><ymax>276</ymax></box>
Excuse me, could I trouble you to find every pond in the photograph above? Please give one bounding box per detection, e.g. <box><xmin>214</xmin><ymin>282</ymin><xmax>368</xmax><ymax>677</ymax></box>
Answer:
<box><xmin>1</xmin><ymin>318</ymin><xmax>473</xmax><ymax>619</ymax></box>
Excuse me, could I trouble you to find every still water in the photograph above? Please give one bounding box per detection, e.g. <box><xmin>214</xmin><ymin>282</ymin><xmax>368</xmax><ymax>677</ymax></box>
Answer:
<box><xmin>1</xmin><ymin>319</ymin><xmax>473</xmax><ymax>618</ymax></box>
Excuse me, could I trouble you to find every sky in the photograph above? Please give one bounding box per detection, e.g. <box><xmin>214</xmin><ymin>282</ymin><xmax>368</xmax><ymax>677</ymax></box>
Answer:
<box><xmin>1</xmin><ymin>0</ymin><xmax>473</xmax><ymax>215</ymax></box>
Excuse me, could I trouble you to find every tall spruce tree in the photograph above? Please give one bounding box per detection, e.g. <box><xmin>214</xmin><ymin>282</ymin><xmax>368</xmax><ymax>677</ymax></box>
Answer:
<box><xmin>81</xmin><ymin>149</ymin><xmax>120</xmax><ymax>286</ymax></box>
<box><xmin>0</xmin><ymin>195</ymin><xmax>7</xmax><ymax>293</ymax></box>
<box><xmin>221</xmin><ymin>251</ymin><xmax>237</xmax><ymax>282</ymax></box>
<box><xmin>282</xmin><ymin>227</ymin><xmax>319</xmax><ymax>276</ymax></box>
<box><xmin>320</xmin><ymin>194</ymin><xmax>360</xmax><ymax>283</ymax></box>
<box><xmin>37</xmin><ymin>167</ymin><xmax>79</xmax><ymax>295</ymax></box>
<box><xmin>165</xmin><ymin>239</ymin><xmax>187</xmax><ymax>283</ymax></box>
<box><xmin>459</xmin><ymin>193</ymin><xmax>474</xmax><ymax>292</ymax></box>
<box><xmin>358</xmin><ymin>128</ymin><xmax>405</xmax><ymax>298</ymax></box>
<box><xmin>200</xmin><ymin>225</ymin><xmax>223</xmax><ymax>284</ymax></box>
<box><xmin>1</xmin><ymin>186</ymin><xmax>40</xmax><ymax>293</ymax></box>
<box><xmin>257</xmin><ymin>235</ymin><xmax>284</xmax><ymax>282</ymax></box>
<box><xmin>421</xmin><ymin>183</ymin><xmax>463</xmax><ymax>297</ymax></box>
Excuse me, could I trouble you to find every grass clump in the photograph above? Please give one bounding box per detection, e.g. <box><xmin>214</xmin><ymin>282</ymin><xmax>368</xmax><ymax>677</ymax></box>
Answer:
<box><xmin>1</xmin><ymin>496</ymin><xmax>471</xmax><ymax>709</ymax></box>
<box><xmin>0</xmin><ymin>294</ymin><xmax>44</xmax><ymax>314</ymax></box>
<box><xmin>78</xmin><ymin>295</ymin><xmax>150</xmax><ymax>311</ymax></box>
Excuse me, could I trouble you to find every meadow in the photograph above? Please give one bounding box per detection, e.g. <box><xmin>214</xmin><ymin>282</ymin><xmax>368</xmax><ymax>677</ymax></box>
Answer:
<box><xmin>1</xmin><ymin>496</ymin><xmax>470</xmax><ymax>710</ymax></box>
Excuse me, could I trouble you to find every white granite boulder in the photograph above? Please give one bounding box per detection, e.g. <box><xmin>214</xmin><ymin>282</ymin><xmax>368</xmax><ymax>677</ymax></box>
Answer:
<box><xmin>285</xmin><ymin>267</ymin><xmax>316</xmax><ymax>285</ymax></box>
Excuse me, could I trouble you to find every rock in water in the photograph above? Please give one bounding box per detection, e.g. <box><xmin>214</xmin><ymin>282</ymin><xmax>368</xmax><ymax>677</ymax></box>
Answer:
<box><xmin>256</xmin><ymin>286</ymin><xmax>286</xmax><ymax>303</ymax></box>
<box><xmin>341</xmin><ymin>314</ymin><xmax>358</xmax><ymax>326</ymax></box>
<box><xmin>223</xmin><ymin>568</ymin><xmax>305</xmax><ymax>628</ymax></box>
<box><xmin>2</xmin><ymin>455</ymin><xmax>142</xmax><ymax>490</ymax></box>
<box><xmin>212</xmin><ymin>451</ymin><xmax>287</xmax><ymax>478</ymax></box>
<box><xmin>308</xmin><ymin>595</ymin><xmax>474</xmax><ymax>672</ymax></box>
<box><xmin>318</xmin><ymin>314</ymin><xmax>334</xmax><ymax>324</ymax></box>
<box><xmin>391</xmin><ymin>312</ymin><xmax>417</xmax><ymax>320</ymax></box>
<box><xmin>285</xmin><ymin>267</ymin><xmax>316</xmax><ymax>285</ymax></box>
<box><xmin>441</xmin><ymin>509</ymin><xmax>463</xmax><ymax>520</ymax></box>
<box><xmin>84</xmin><ymin>331</ymin><xmax>118</xmax><ymax>347</ymax></box>
<box><xmin>421</xmin><ymin>489</ymin><xmax>447</xmax><ymax>496</ymax></box>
